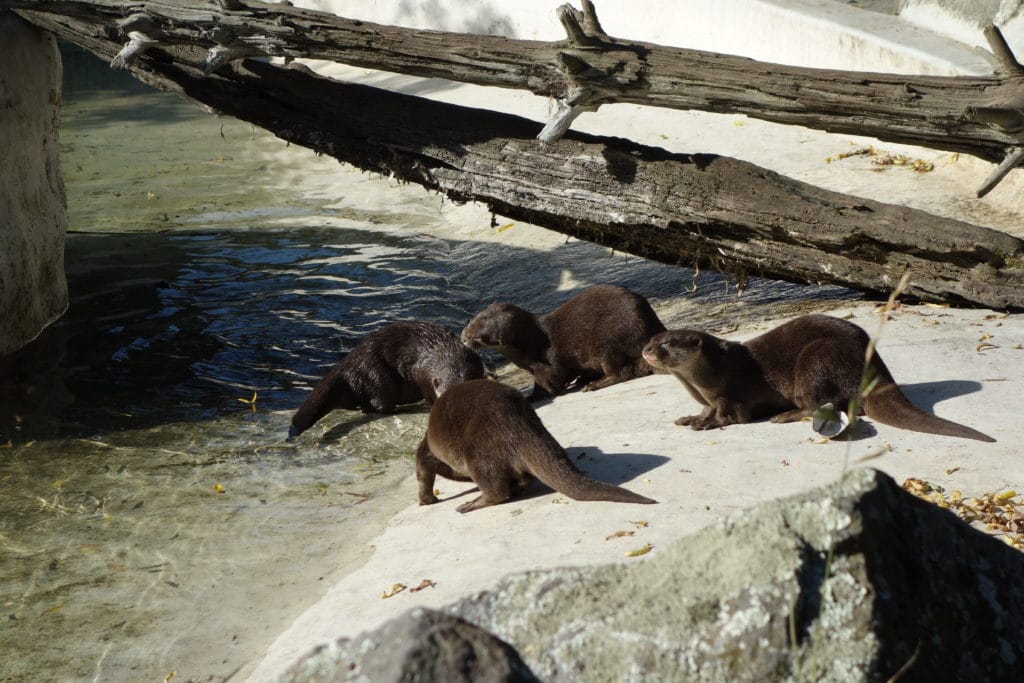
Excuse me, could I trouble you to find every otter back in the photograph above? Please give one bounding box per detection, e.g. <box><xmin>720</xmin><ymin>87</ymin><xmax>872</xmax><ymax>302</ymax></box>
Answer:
<box><xmin>462</xmin><ymin>284</ymin><xmax>665</xmax><ymax>399</ymax></box>
<box><xmin>416</xmin><ymin>379</ymin><xmax>656</xmax><ymax>512</ymax></box>
<box><xmin>645</xmin><ymin>314</ymin><xmax>994</xmax><ymax>442</ymax></box>
<box><xmin>290</xmin><ymin>321</ymin><xmax>484</xmax><ymax>438</ymax></box>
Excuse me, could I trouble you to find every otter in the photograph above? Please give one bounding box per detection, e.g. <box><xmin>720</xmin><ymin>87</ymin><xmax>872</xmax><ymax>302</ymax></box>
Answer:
<box><xmin>461</xmin><ymin>285</ymin><xmax>665</xmax><ymax>400</ymax></box>
<box><xmin>289</xmin><ymin>322</ymin><xmax>484</xmax><ymax>438</ymax></box>
<box><xmin>642</xmin><ymin>314</ymin><xmax>994</xmax><ymax>442</ymax></box>
<box><xmin>416</xmin><ymin>379</ymin><xmax>657</xmax><ymax>512</ymax></box>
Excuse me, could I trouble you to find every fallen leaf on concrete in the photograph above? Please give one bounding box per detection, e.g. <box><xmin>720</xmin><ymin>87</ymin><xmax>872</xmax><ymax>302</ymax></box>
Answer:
<box><xmin>381</xmin><ymin>583</ymin><xmax>407</xmax><ymax>599</ymax></box>
<box><xmin>976</xmin><ymin>342</ymin><xmax>999</xmax><ymax>352</ymax></box>
<box><xmin>605</xmin><ymin>530</ymin><xmax>635</xmax><ymax>541</ymax></box>
<box><xmin>552</xmin><ymin>497</ymin><xmax>569</xmax><ymax>505</ymax></box>
<box><xmin>979</xmin><ymin>332</ymin><xmax>993</xmax><ymax>342</ymax></box>
<box><xmin>410</xmin><ymin>579</ymin><xmax>436</xmax><ymax>593</ymax></box>
<box><xmin>984</xmin><ymin>312</ymin><xmax>1010</xmax><ymax>320</ymax></box>
<box><xmin>213</xmin><ymin>483</ymin><xmax>225</xmax><ymax>494</ymax></box>
<box><xmin>629</xmin><ymin>520</ymin><xmax>649</xmax><ymax>528</ymax></box>
<box><xmin>625</xmin><ymin>544</ymin><xmax>653</xmax><ymax>557</ymax></box>
<box><xmin>945</xmin><ymin>467</ymin><xmax>962</xmax><ymax>475</ymax></box>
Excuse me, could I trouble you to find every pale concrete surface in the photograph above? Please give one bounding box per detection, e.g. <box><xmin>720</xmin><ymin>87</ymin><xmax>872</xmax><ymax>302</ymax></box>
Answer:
<box><xmin>249</xmin><ymin>303</ymin><xmax>1022</xmax><ymax>682</ymax></box>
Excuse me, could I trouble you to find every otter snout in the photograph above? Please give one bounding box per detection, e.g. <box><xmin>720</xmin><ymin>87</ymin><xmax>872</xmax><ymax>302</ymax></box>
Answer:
<box><xmin>642</xmin><ymin>339</ymin><xmax>665</xmax><ymax>368</ymax></box>
<box><xmin>460</xmin><ymin>328</ymin><xmax>483</xmax><ymax>349</ymax></box>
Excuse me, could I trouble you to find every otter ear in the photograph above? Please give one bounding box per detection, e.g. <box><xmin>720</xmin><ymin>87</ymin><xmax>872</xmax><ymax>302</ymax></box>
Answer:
<box><xmin>431</xmin><ymin>377</ymin><xmax>442</xmax><ymax>392</ymax></box>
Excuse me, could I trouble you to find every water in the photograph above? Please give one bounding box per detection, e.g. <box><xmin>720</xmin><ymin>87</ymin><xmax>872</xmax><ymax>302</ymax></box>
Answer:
<box><xmin>0</xmin><ymin>45</ymin><xmax>856</xmax><ymax>682</ymax></box>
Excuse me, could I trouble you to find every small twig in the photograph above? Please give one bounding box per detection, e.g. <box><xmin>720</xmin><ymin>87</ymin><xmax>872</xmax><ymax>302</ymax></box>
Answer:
<box><xmin>579</xmin><ymin>0</ymin><xmax>609</xmax><ymax>40</ymax></box>
<box><xmin>983</xmin><ymin>24</ymin><xmax>1024</xmax><ymax>76</ymax></box>
<box><xmin>976</xmin><ymin>145</ymin><xmax>1024</xmax><ymax>197</ymax></box>
<box><xmin>110</xmin><ymin>31</ymin><xmax>157</xmax><ymax>69</ymax></box>
<box><xmin>557</xmin><ymin>3</ymin><xmax>599</xmax><ymax>49</ymax></box>
<box><xmin>538</xmin><ymin>86</ymin><xmax>598</xmax><ymax>144</ymax></box>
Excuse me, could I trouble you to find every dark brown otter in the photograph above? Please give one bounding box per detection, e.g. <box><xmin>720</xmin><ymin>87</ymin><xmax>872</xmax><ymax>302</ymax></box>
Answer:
<box><xmin>416</xmin><ymin>379</ymin><xmax>657</xmax><ymax>512</ymax></box>
<box><xmin>642</xmin><ymin>314</ymin><xmax>995</xmax><ymax>442</ymax></box>
<box><xmin>289</xmin><ymin>322</ymin><xmax>484</xmax><ymax>438</ymax></box>
<box><xmin>461</xmin><ymin>285</ymin><xmax>665</xmax><ymax>400</ymax></box>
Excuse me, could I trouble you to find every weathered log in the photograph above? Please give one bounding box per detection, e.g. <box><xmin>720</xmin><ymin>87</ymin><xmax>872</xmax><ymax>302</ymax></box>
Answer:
<box><xmin>17</xmin><ymin>8</ymin><xmax>1024</xmax><ymax>309</ymax></box>
<box><xmin>6</xmin><ymin>0</ymin><xmax>1024</xmax><ymax>181</ymax></box>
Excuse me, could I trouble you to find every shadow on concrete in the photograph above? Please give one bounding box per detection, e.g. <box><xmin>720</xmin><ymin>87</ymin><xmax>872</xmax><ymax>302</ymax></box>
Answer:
<box><xmin>898</xmin><ymin>379</ymin><xmax>985</xmax><ymax>414</ymax></box>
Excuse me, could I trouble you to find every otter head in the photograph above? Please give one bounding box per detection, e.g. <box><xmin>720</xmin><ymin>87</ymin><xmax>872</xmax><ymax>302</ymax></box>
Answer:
<box><xmin>461</xmin><ymin>302</ymin><xmax>543</xmax><ymax>352</ymax></box>
<box><xmin>643</xmin><ymin>330</ymin><xmax>707</xmax><ymax>371</ymax></box>
<box><xmin>288</xmin><ymin>371</ymin><xmax>358</xmax><ymax>439</ymax></box>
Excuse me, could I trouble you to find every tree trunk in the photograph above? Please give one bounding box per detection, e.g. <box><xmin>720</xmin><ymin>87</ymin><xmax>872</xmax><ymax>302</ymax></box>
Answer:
<box><xmin>8</xmin><ymin>3</ymin><xmax>1024</xmax><ymax>308</ymax></box>
<box><xmin>6</xmin><ymin>0</ymin><xmax>1024</xmax><ymax>168</ymax></box>
<box><xmin>15</xmin><ymin>6</ymin><xmax>1024</xmax><ymax>309</ymax></box>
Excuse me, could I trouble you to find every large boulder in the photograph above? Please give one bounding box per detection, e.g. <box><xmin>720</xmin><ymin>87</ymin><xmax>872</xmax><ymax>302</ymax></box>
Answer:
<box><xmin>0</xmin><ymin>12</ymin><xmax>68</xmax><ymax>357</ymax></box>
<box><xmin>277</xmin><ymin>608</ymin><xmax>540</xmax><ymax>683</ymax></box>
<box><xmin>282</xmin><ymin>468</ymin><xmax>1024</xmax><ymax>682</ymax></box>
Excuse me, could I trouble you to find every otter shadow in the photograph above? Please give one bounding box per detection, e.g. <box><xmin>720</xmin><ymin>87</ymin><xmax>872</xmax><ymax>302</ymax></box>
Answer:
<box><xmin>898</xmin><ymin>380</ymin><xmax>985</xmax><ymax>414</ymax></box>
<box><xmin>436</xmin><ymin>448</ymin><xmax>667</xmax><ymax>505</ymax></box>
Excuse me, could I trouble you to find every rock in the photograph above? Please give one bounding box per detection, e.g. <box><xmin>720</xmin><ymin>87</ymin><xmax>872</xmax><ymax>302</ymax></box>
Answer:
<box><xmin>279</xmin><ymin>469</ymin><xmax>1024</xmax><ymax>682</ymax></box>
<box><xmin>0</xmin><ymin>12</ymin><xmax>68</xmax><ymax>357</ymax></box>
<box><xmin>276</xmin><ymin>607</ymin><xmax>540</xmax><ymax>683</ymax></box>
<box><xmin>450</xmin><ymin>468</ymin><xmax>1024</xmax><ymax>682</ymax></box>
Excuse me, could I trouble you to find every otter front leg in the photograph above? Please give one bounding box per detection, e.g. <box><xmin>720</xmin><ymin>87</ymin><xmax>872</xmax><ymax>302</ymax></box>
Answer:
<box><xmin>677</xmin><ymin>398</ymin><xmax>751</xmax><ymax>430</ymax></box>
<box><xmin>529</xmin><ymin>363</ymin><xmax>570</xmax><ymax>400</ymax></box>
<box><xmin>415</xmin><ymin>439</ymin><xmax>471</xmax><ymax>505</ymax></box>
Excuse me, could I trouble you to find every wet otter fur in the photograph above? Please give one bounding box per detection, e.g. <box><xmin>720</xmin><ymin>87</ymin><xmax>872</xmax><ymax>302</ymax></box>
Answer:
<box><xmin>416</xmin><ymin>379</ymin><xmax>657</xmax><ymax>512</ymax></box>
<box><xmin>289</xmin><ymin>322</ymin><xmax>484</xmax><ymax>438</ymax></box>
<box><xmin>461</xmin><ymin>285</ymin><xmax>665</xmax><ymax>399</ymax></box>
<box><xmin>642</xmin><ymin>314</ymin><xmax>994</xmax><ymax>442</ymax></box>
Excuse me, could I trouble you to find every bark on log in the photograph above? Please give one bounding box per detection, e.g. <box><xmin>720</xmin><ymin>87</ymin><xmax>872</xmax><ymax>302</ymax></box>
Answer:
<box><xmin>16</xmin><ymin>8</ymin><xmax>1024</xmax><ymax>309</ymax></box>
<box><xmin>6</xmin><ymin>0</ymin><xmax>1024</xmax><ymax>174</ymax></box>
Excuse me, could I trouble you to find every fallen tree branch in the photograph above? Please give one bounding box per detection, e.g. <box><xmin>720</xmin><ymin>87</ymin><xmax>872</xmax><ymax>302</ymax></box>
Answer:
<box><xmin>6</xmin><ymin>1</ymin><xmax>1024</xmax><ymax>176</ymax></box>
<box><xmin>16</xmin><ymin>8</ymin><xmax>1024</xmax><ymax>309</ymax></box>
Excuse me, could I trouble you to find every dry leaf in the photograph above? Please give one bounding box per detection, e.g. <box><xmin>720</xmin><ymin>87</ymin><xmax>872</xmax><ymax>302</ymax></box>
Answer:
<box><xmin>493</xmin><ymin>222</ymin><xmax>515</xmax><ymax>233</ymax></box>
<box><xmin>213</xmin><ymin>483</ymin><xmax>225</xmax><ymax>493</ymax></box>
<box><xmin>433</xmin><ymin>488</ymin><xmax>440</xmax><ymax>496</ymax></box>
<box><xmin>979</xmin><ymin>332</ymin><xmax>993</xmax><ymax>342</ymax></box>
<box><xmin>629</xmin><ymin>520</ymin><xmax>649</xmax><ymax>528</ymax></box>
<box><xmin>976</xmin><ymin>342</ymin><xmax>999</xmax><ymax>352</ymax></box>
<box><xmin>984</xmin><ymin>312</ymin><xmax>1010</xmax><ymax>320</ymax></box>
<box><xmin>381</xmin><ymin>583</ymin><xmax>407</xmax><ymax>599</ymax></box>
<box><xmin>410</xmin><ymin>579</ymin><xmax>436</xmax><ymax>593</ymax></box>
<box><xmin>551</xmin><ymin>497</ymin><xmax>569</xmax><ymax>505</ymax></box>
<box><xmin>625</xmin><ymin>544</ymin><xmax>653</xmax><ymax>557</ymax></box>
<box><xmin>945</xmin><ymin>467</ymin><xmax>962</xmax><ymax>475</ymax></box>
<box><xmin>605</xmin><ymin>530</ymin><xmax>635</xmax><ymax>541</ymax></box>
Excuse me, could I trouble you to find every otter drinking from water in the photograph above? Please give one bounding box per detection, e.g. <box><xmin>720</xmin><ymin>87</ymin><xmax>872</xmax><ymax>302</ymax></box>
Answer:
<box><xmin>461</xmin><ymin>285</ymin><xmax>665</xmax><ymax>400</ymax></box>
<box><xmin>416</xmin><ymin>379</ymin><xmax>656</xmax><ymax>512</ymax></box>
<box><xmin>642</xmin><ymin>314</ymin><xmax>994</xmax><ymax>442</ymax></box>
<box><xmin>289</xmin><ymin>322</ymin><xmax>484</xmax><ymax>438</ymax></box>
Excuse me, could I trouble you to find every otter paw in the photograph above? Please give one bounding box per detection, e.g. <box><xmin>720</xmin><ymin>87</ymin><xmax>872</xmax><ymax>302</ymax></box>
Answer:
<box><xmin>674</xmin><ymin>415</ymin><xmax>699</xmax><ymax>426</ymax></box>
<box><xmin>418</xmin><ymin>495</ymin><xmax>439</xmax><ymax>506</ymax></box>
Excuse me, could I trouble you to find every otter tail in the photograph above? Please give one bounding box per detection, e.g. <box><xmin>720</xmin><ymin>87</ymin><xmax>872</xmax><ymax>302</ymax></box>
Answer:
<box><xmin>862</xmin><ymin>382</ymin><xmax>995</xmax><ymax>443</ymax></box>
<box><xmin>522</xmin><ymin>437</ymin><xmax>656</xmax><ymax>505</ymax></box>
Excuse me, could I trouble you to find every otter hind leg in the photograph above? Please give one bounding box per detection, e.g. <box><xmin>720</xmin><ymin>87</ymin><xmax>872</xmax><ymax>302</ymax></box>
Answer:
<box><xmin>580</xmin><ymin>354</ymin><xmax>649</xmax><ymax>392</ymax></box>
<box><xmin>770</xmin><ymin>407</ymin><xmax>811</xmax><ymax>424</ymax></box>
<box><xmin>790</xmin><ymin>339</ymin><xmax>861</xmax><ymax>416</ymax></box>
<box><xmin>456</xmin><ymin>459</ymin><xmax>514</xmax><ymax>513</ymax></box>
